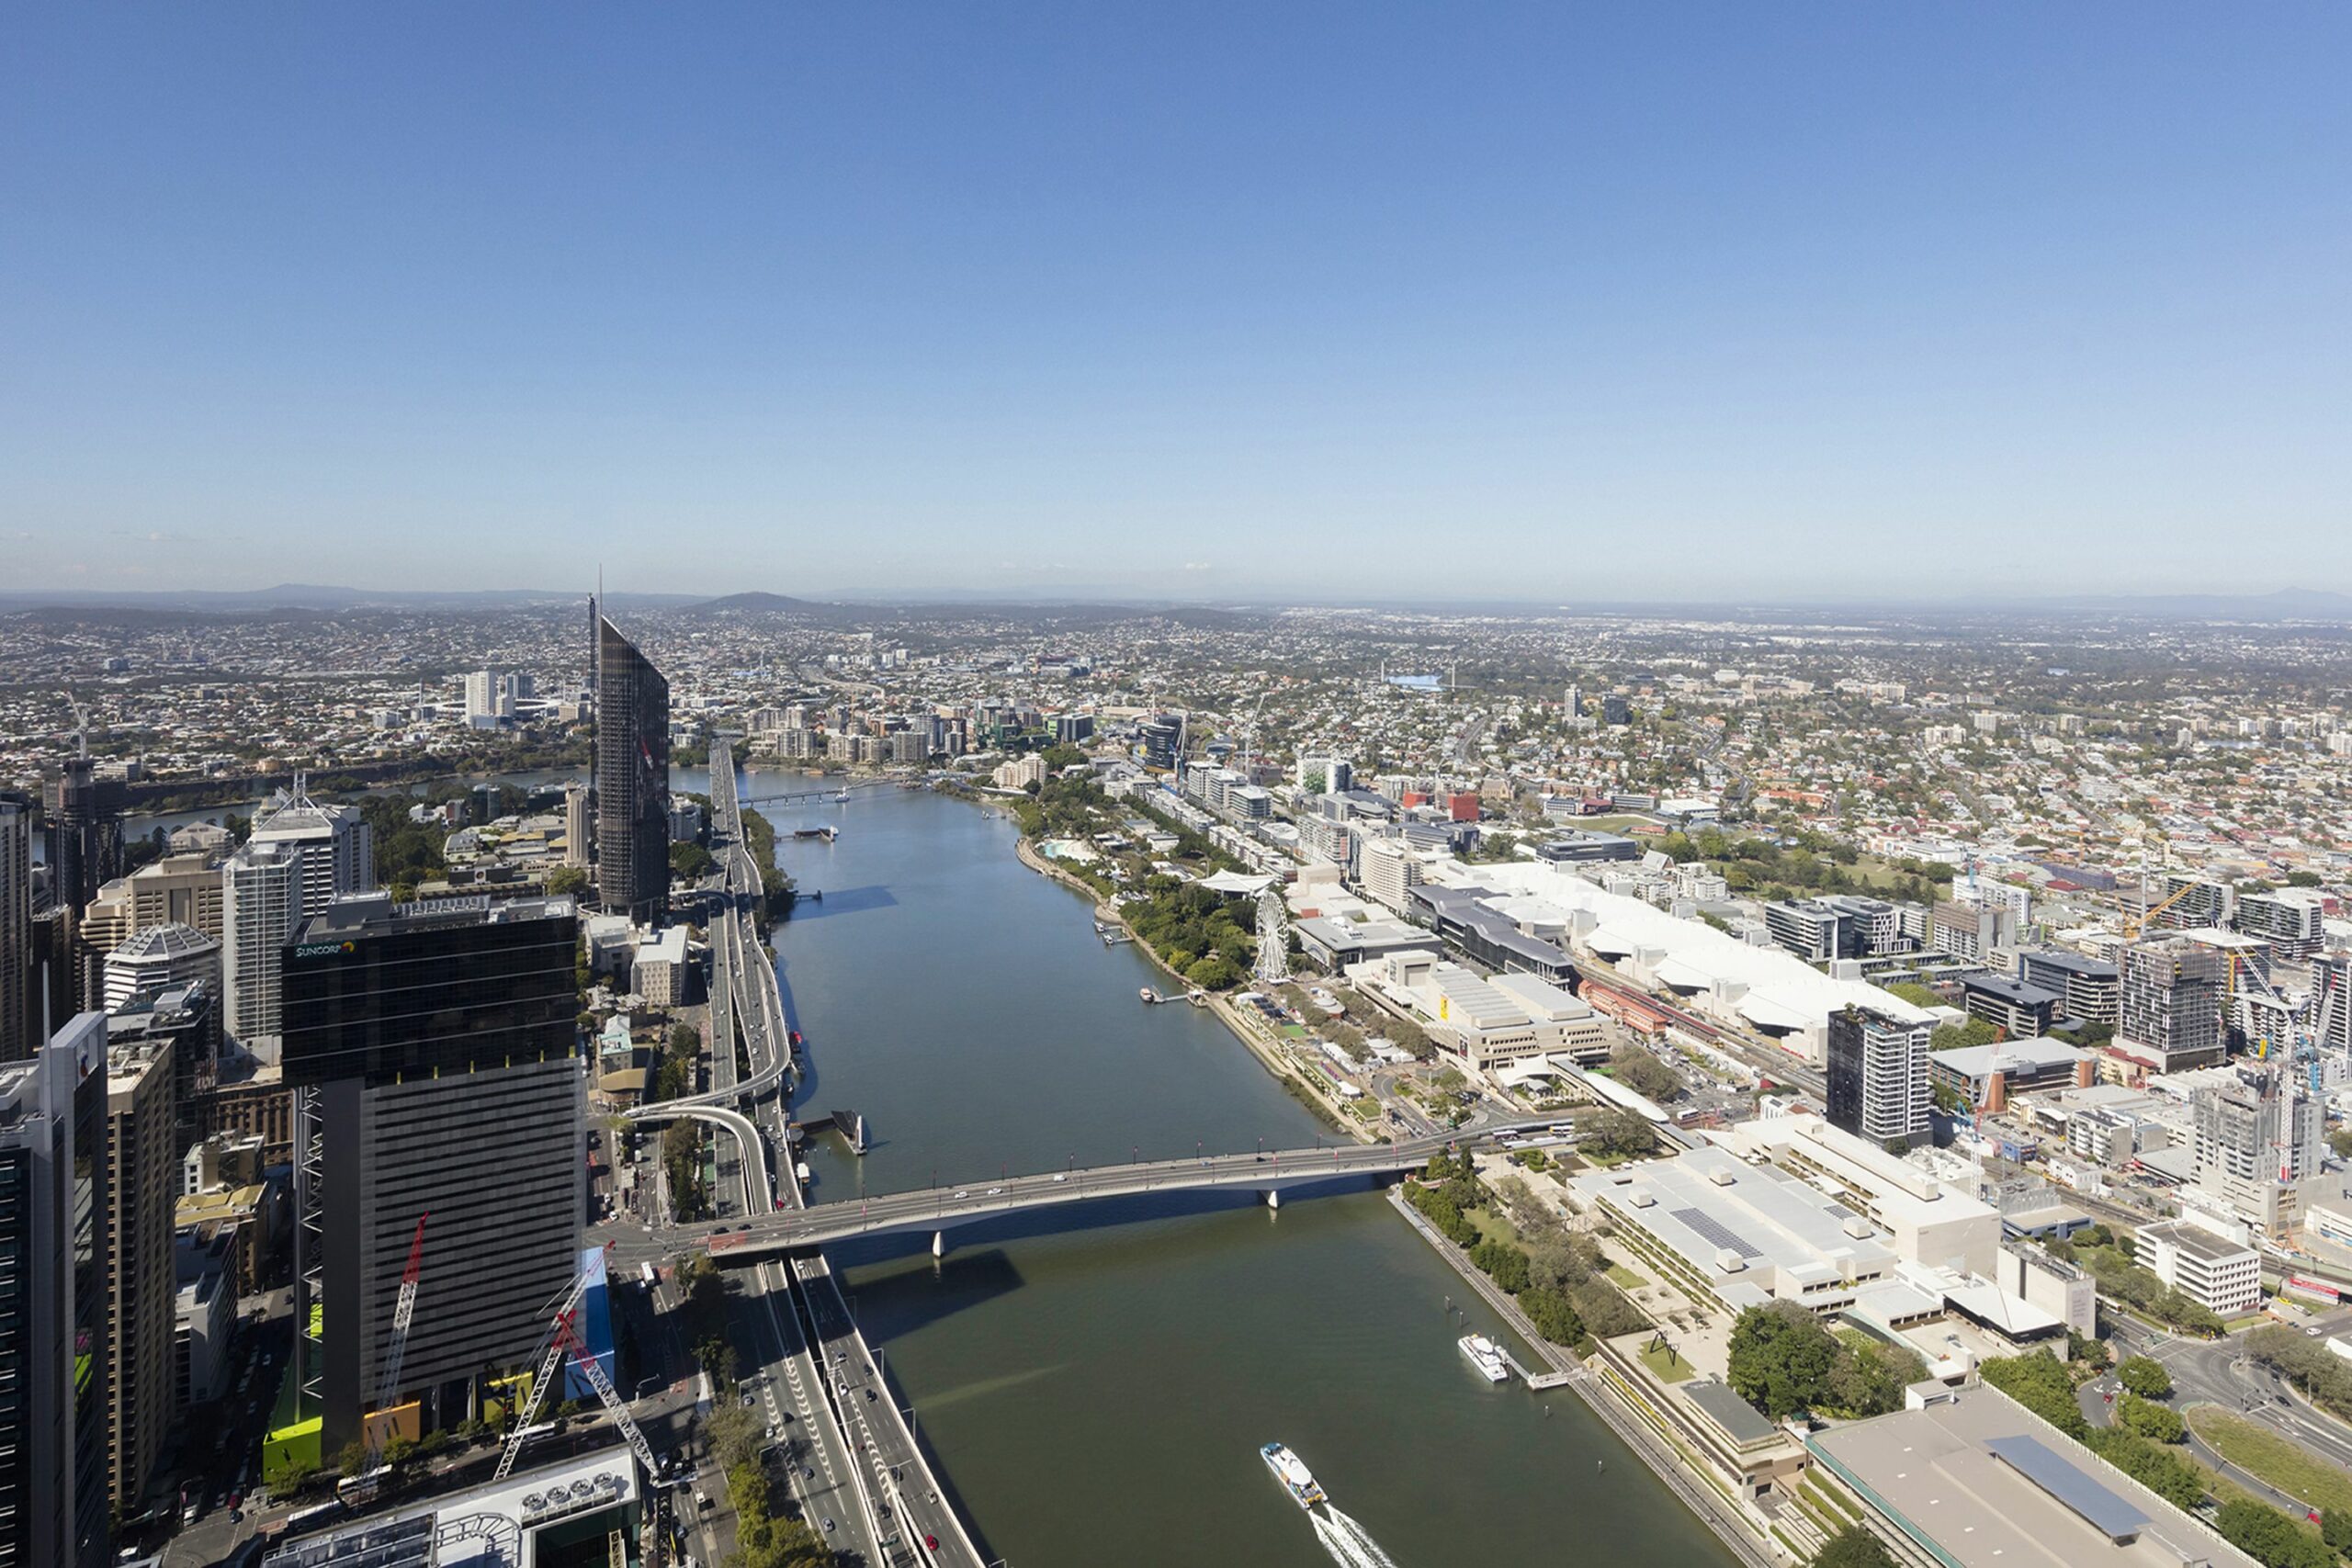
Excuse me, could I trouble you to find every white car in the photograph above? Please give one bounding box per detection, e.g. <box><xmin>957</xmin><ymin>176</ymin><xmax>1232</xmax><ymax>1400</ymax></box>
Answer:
<box><xmin>952</xmin><ymin>1190</ymin><xmax>969</xmax><ymax>1199</ymax></box>
<box><xmin>987</xmin><ymin>1187</ymin><xmax>1004</xmax><ymax>1196</ymax></box>
<box><xmin>1051</xmin><ymin>1173</ymin><xmax>1068</xmax><ymax>1183</ymax></box>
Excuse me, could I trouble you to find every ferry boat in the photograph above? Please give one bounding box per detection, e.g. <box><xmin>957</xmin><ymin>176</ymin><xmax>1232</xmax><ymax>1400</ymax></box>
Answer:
<box><xmin>831</xmin><ymin>789</ymin><xmax>851</xmax><ymax>804</ymax></box>
<box><xmin>1139</xmin><ymin>987</ymin><xmax>1163</xmax><ymax>1004</ymax></box>
<box><xmin>1260</xmin><ymin>1443</ymin><xmax>1326</xmax><ymax>1509</ymax></box>
<box><xmin>1458</xmin><ymin>1334</ymin><xmax>1510</xmax><ymax>1382</ymax></box>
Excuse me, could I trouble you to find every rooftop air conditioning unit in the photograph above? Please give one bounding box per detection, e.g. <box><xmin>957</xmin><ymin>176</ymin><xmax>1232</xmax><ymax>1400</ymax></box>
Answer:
<box><xmin>1707</xmin><ymin>1167</ymin><xmax>1736</xmax><ymax>1187</ymax></box>
<box><xmin>1715</xmin><ymin>1249</ymin><xmax>1747</xmax><ymax>1272</ymax></box>
<box><xmin>1626</xmin><ymin>1187</ymin><xmax>1656</xmax><ymax>1208</ymax></box>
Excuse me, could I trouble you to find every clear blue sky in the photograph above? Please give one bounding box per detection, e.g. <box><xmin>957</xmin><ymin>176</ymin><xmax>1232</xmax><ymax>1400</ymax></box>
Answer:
<box><xmin>5</xmin><ymin>5</ymin><xmax>2346</xmax><ymax>603</ymax></box>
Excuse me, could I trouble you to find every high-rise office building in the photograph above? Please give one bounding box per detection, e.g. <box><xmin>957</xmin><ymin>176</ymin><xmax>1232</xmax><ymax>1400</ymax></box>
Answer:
<box><xmin>281</xmin><ymin>895</ymin><xmax>582</xmax><ymax>1450</ymax></box>
<box><xmin>41</xmin><ymin>761</ymin><xmax>127</xmax><ymax>916</ymax></box>
<box><xmin>593</xmin><ymin>615</ymin><xmax>671</xmax><ymax>924</ymax></box>
<box><xmin>1826</xmin><ymin>1006</ymin><xmax>1931</xmax><ymax>1151</ymax></box>
<box><xmin>104</xmin><ymin>1032</ymin><xmax>175</xmax><ymax>1510</ymax></box>
<box><xmin>101</xmin><ymin>924</ymin><xmax>221</xmax><ymax>1014</ymax></box>
<box><xmin>2115</xmin><ymin>936</ymin><xmax>2227</xmax><ymax>1074</ymax></box>
<box><xmin>221</xmin><ymin>841</ymin><xmax>303</xmax><ymax>1058</ymax></box>
<box><xmin>0</xmin><ymin>792</ymin><xmax>30</xmax><ymax>1060</ymax></box>
<box><xmin>121</xmin><ymin>853</ymin><xmax>227</xmax><ymax>941</ymax></box>
<box><xmin>562</xmin><ymin>784</ymin><xmax>591</xmax><ymax>870</ymax></box>
<box><xmin>248</xmin><ymin>779</ymin><xmax>373</xmax><ymax>917</ymax></box>
<box><xmin>0</xmin><ymin>1011</ymin><xmax>112</xmax><ymax>1568</ymax></box>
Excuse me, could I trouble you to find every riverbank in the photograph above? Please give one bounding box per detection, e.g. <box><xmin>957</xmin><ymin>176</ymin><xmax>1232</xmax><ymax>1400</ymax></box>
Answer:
<box><xmin>1012</xmin><ymin>833</ymin><xmax>1377</xmax><ymax>1144</ymax></box>
<box><xmin>1386</xmin><ymin>1187</ymin><xmax>1781</xmax><ymax>1568</ymax></box>
<box><xmin>1012</xmin><ymin>816</ymin><xmax>1780</xmax><ymax>1567</ymax></box>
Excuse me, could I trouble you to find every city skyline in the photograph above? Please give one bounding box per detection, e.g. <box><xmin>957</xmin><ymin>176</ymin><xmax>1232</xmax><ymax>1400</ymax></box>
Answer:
<box><xmin>8</xmin><ymin>5</ymin><xmax>2350</xmax><ymax>601</ymax></box>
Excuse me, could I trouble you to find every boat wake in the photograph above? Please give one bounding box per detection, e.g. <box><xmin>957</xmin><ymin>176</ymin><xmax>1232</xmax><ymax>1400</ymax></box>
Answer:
<box><xmin>1310</xmin><ymin>1506</ymin><xmax>1400</xmax><ymax>1568</ymax></box>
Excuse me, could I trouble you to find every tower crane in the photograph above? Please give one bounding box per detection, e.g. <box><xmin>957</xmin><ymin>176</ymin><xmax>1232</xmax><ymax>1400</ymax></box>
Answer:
<box><xmin>495</xmin><ymin>1263</ymin><xmax>659</xmax><ymax>1483</ymax></box>
<box><xmin>345</xmin><ymin>1214</ymin><xmax>428</xmax><ymax>1503</ymax></box>
<box><xmin>2233</xmin><ymin>956</ymin><xmax>2324</xmax><ymax>1100</ymax></box>
<box><xmin>62</xmin><ymin>690</ymin><xmax>90</xmax><ymax>759</ymax></box>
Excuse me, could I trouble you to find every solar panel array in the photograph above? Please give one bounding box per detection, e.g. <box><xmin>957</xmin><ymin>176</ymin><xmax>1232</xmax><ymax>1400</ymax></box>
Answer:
<box><xmin>1672</xmin><ymin>1205</ymin><xmax>1762</xmax><ymax>1258</ymax></box>
<box><xmin>1984</xmin><ymin>1434</ymin><xmax>2150</xmax><ymax>1541</ymax></box>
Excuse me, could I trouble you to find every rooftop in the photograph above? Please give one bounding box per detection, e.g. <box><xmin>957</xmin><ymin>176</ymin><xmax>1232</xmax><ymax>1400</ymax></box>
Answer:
<box><xmin>1807</xmin><ymin>1387</ymin><xmax>2256</xmax><ymax>1568</ymax></box>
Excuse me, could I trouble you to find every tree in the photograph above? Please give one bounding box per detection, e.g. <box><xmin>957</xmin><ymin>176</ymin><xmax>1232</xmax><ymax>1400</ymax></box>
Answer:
<box><xmin>2320</xmin><ymin>1508</ymin><xmax>2352</xmax><ymax>1557</ymax></box>
<box><xmin>2215</xmin><ymin>1498</ymin><xmax>2335</xmax><ymax>1568</ymax></box>
<box><xmin>1726</xmin><ymin>1301</ymin><xmax>1839</xmax><ymax>1419</ymax></box>
<box><xmin>547</xmin><ymin>865</ymin><xmax>588</xmax><ymax>896</ymax></box>
<box><xmin>2115</xmin><ymin>1393</ymin><xmax>2185</xmax><ymax>1443</ymax></box>
<box><xmin>1385</xmin><ymin>1017</ymin><xmax>1431</xmax><ymax>1058</ymax></box>
<box><xmin>1930</xmin><ymin>1017</ymin><xmax>2002</xmax><ymax>1052</ymax></box>
<box><xmin>1608</xmin><ymin>1045</ymin><xmax>1681</xmax><ymax>1102</ymax></box>
<box><xmin>1814</xmin><ymin>1525</ymin><xmax>1897</xmax><ymax>1568</ymax></box>
<box><xmin>1518</xmin><ymin>1286</ymin><xmax>1585</xmax><ymax>1346</ymax></box>
<box><xmin>1979</xmin><ymin>1351</ymin><xmax>2087</xmax><ymax>1438</ymax></box>
<box><xmin>1580</xmin><ymin>1107</ymin><xmax>1657</xmax><ymax>1160</ymax></box>
<box><xmin>2115</xmin><ymin>1355</ymin><xmax>2171</xmax><ymax>1399</ymax></box>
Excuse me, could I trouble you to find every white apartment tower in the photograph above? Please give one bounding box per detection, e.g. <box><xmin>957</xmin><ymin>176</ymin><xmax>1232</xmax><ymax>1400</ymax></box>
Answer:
<box><xmin>1359</xmin><ymin>837</ymin><xmax>1421</xmax><ymax>913</ymax></box>
<box><xmin>222</xmin><ymin>841</ymin><xmax>303</xmax><ymax>1057</ymax></box>
<box><xmin>248</xmin><ymin>778</ymin><xmax>374</xmax><ymax>917</ymax></box>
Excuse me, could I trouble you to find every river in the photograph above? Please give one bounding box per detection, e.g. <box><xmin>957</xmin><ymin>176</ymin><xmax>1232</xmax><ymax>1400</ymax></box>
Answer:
<box><xmin>755</xmin><ymin>783</ymin><xmax>1738</xmax><ymax>1568</ymax></box>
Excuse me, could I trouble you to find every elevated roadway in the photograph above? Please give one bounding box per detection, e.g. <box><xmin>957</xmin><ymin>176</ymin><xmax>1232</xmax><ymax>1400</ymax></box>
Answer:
<box><xmin>695</xmin><ymin>1121</ymin><xmax>1565</xmax><ymax>1263</ymax></box>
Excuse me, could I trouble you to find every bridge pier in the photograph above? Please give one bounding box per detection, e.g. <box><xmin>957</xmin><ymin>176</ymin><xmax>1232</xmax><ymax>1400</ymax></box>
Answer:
<box><xmin>932</xmin><ymin>1230</ymin><xmax>944</xmax><ymax>1259</ymax></box>
<box><xmin>1262</xmin><ymin>1189</ymin><xmax>1281</xmax><ymax>1210</ymax></box>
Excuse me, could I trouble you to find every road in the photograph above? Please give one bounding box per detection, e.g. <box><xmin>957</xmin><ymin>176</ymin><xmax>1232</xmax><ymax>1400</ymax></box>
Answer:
<box><xmin>2109</xmin><ymin>1313</ymin><xmax>2352</xmax><ymax>1512</ymax></box>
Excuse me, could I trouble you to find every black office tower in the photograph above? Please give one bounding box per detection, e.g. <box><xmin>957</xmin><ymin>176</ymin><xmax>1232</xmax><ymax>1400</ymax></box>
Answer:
<box><xmin>593</xmin><ymin>614</ymin><xmax>671</xmax><ymax>925</ymax></box>
<box><xmin>0</xmin><ymin>1012</ymin><xmax>111</xmax><ymax>1568</ymax></box>
<box><xmin>281</xmin><ymin>895</ymin><xmax>583</xmax><ymax>1450</ymax></box>
<box><xmin>40</xmin><ymin>761</ymin><xmax>126</xmax><ymax>916</ymax></box>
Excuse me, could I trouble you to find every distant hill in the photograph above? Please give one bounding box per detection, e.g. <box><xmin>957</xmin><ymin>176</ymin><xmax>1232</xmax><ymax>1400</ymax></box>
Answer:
<box><xmin>2036</xmin><ymin>588</ymin><xmax>2352</xmax><ymax>621</ymax></box>
<box><xmin>689</xmin><ymin>591</ymin><xmax>831</xmax><ymax>614</ymax></box>
<box><xmin>0</xmin><ymin>583</ymin><xmax>699</xmax><ymax>614</ymax></box>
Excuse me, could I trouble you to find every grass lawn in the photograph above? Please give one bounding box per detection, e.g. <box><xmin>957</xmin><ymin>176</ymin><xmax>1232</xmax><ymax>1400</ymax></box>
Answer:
<box><xmin>1640</xmin><ymin>1341</ymin><xmax>1697</xmax><ymax>1383</ymax></box>
<box><xmin>1464</xmin><ymin>1207</ymin><xmax>1518</xmax><ymax>1248</ymax></box>
<box><xmin>2188</xmin><ymin>1405</ymin><xmax>2352</xmax><ymax>1515</ymax></box>
<box><xmin>1607</xmin><ymin>1263</ymin><xmax>1645</xmax><ymax>1289</ymax></box>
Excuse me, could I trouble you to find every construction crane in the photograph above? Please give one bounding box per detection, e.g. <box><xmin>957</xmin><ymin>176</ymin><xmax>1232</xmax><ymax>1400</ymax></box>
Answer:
<box><xmin>62</xmin><ymin>690</ymin><xmax>89</xmax><ymax>759</ymax></box>
<box><xmin>2234</xmin><ymin>955</ymin><xmax>2324</xmax><ymax>1100</ymax></box>
<box><xmin>2122</xmin><ymin>875</ymin><xmax>2203</xmax><ymax>942</ymax></box>
<box><xmin>345</xmin><ymin>1214</ymin><xmax>429</xmax><ymax>1503</ymax></box>
<box><xmin>495</xmin><ymin>1265</ymin><xmax>660</xmax><ymax>1483</ymax></box>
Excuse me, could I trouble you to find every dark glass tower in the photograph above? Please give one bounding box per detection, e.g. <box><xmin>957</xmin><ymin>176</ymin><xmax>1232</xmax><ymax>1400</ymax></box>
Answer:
<box><xmin>281</xmin><ymin>896</ymin><xmax>582</xmax><ymax>1449</ymax></box>
<box><xmin>40</xmin><ymin>761</ymin><xmax>125</xmax><ymax>916</ymax></box>
<box><xmin>593</xmin><ymin>614</ymin><xmax>671</xmax><ymax>924</ymax></box>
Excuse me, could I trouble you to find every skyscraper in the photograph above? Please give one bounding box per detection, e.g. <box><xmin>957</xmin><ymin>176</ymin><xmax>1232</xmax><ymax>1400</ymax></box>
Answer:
<box><xmin>1826</xmin><ymin>1006</ymin><xmax>1931</xmax><ymax>1151</ymax></box>
<box><xmin>248</xmin><ymin>779</ymin><xmax>374</xmax><ymax>916</ymax></box>
<box><xmin>221</xmin><ymin>840</ymin><xmax>303</xmax><ymax>1058</ymax></box>
<box><xmin>104</xmin><ymin>1032</ymin><xmax>176</xmax><ymax>1511</ymax></box>
<box><xmin>594</xmin><ymin>614</ymin><xmax>671</xmax><ymax>924</ymax></box>
<box><xmin>40</xmin><ymin>761</ymin><xmax>126</xmax><ymax>916</ymax></box>
<box><xmin>2115</xmin><ymin>936</ymin><xmax>2227</xmax><ymax>1075</ymax></box>
<box><xmin>562</xmin><ymin>784</ymin><xmax>591</xmax><ymax>870</ymax></box>
<box><xmin>0</xmin><ymin>792</ymin><xmax>31</xmax><ymax>1060</ymax></box>
<box><xmin>2192</xmin><ymin>1067</ymin><xmax>2324</xmax><ymax>1236</ymax></box>
<box><xmin>0</xmin><ymin>1011</ymin><xmax>111</xmax><ymax>1568</ymax></box>
<box><xmin>280</xmin><ymin>894</ymin><xmax>582</xmax><ymax>1450</ymax></box>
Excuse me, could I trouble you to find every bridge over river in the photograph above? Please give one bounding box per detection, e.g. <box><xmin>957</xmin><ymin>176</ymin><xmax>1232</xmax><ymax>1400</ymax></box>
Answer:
<box><xmin>676</xmin><ymin>1119</ymin><xmax>1566</xmax><ymax>1261</ymax></box>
